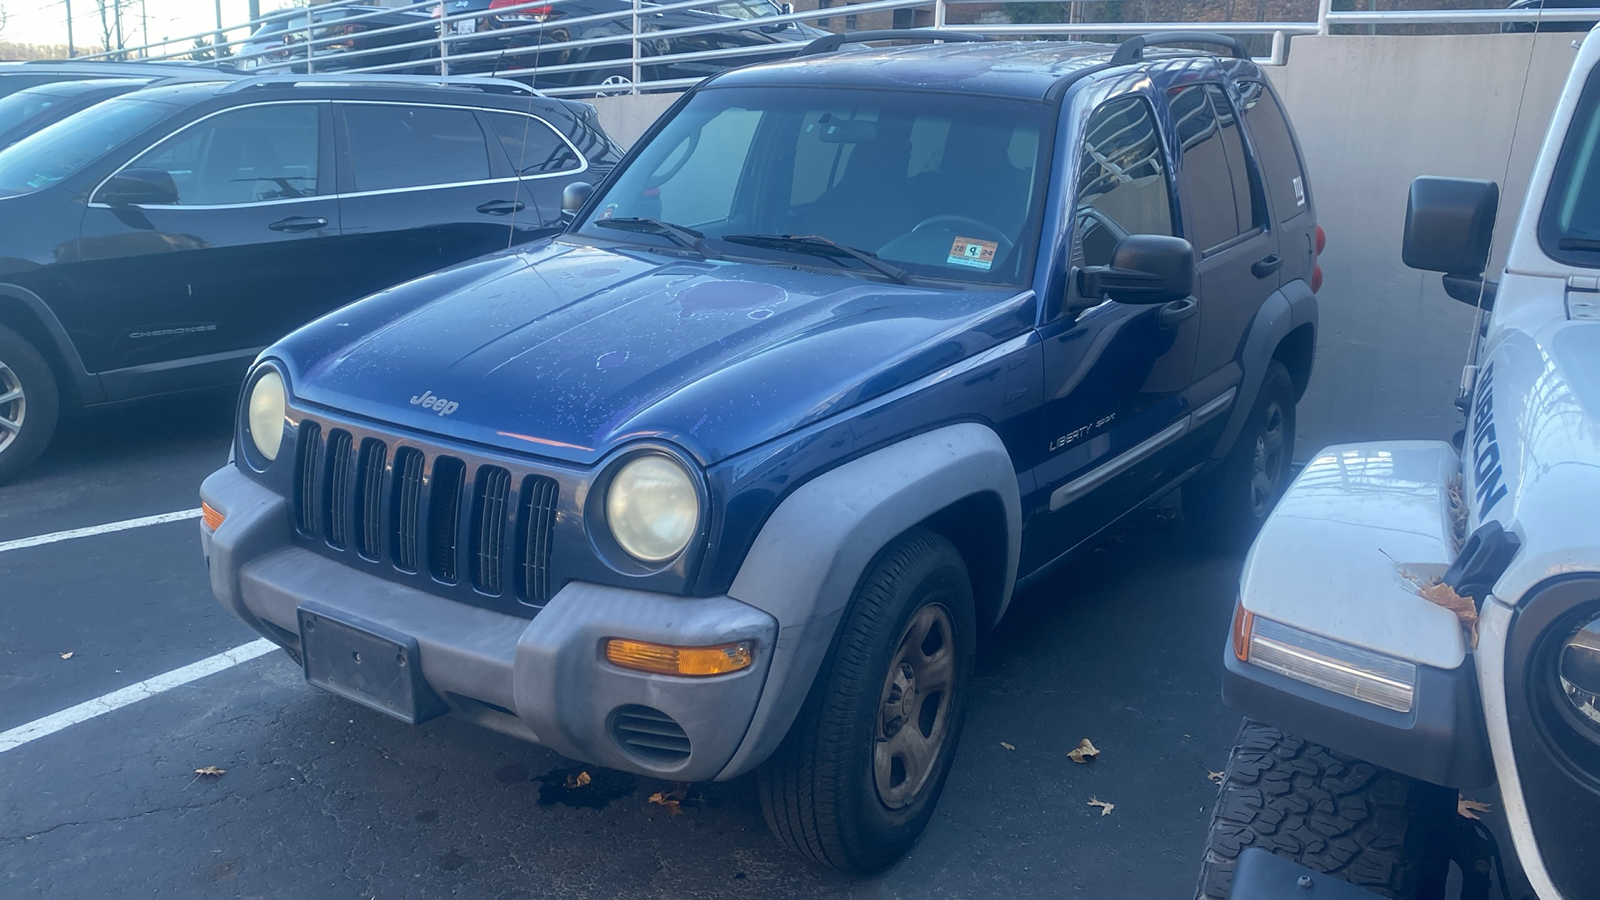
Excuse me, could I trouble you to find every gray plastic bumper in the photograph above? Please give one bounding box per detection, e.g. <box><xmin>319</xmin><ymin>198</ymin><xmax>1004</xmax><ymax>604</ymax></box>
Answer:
<box><xmin>200</xmin><ymin>465</ymin><xmax>777</xmax><ymax>782</ymax></box>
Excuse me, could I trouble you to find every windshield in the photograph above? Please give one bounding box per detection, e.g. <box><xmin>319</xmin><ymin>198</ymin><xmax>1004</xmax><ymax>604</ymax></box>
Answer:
<box><xmin>1540</xmin><ymin>66</ymin><xmax>1600</xmax><ymax>267</ymax></box>
<box><xmin>575</xmin><ymin>86</ymin><xmax>1051</xmax><ymax>287</ymax></box>
<box><xmin>712</xmin><ymin>0</ymin><xmax>784</xmax><ymax>19</ymax></box>
<box><xmin>0</xmin><ymin>96</ymin><xmax>173</xmax><ymax>197</ymax></box>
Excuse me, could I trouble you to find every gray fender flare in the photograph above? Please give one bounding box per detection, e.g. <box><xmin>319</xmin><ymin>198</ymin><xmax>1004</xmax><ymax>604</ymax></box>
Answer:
<box><xmin>713</xmin><ymin>422</ymin><xmax>1021</xmax><ymax>780</ymax></box>
<box><xmin>1210</xmin><ymin>280</ymin><xmax>1317</xmax><ymax>461</ymax></box>
<box><xmin>0</xmin><ymin>282</ymin><xmax>103</xmax><ymax>405</ymax></box>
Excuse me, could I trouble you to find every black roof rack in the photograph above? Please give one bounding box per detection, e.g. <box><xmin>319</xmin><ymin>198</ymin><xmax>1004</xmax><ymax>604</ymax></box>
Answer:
<box><xmin>217</xmin><ymin>74</ymin><xmax>541</xmax><ymax>96</ymax></box>
<box><xmin>1109</xmin><ymin>32</ymin><xmax>1250</xmax><ymax>66</ymax></box>
<box><xmin>798</xmin><ymin>29</ymin><xmax>990</xmax><ymax>57</ymax></box>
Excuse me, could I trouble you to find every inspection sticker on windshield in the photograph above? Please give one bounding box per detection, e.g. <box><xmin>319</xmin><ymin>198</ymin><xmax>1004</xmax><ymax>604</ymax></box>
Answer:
<box><xmin>948</xmin><ymin>237</ymin><xmax>997</xmax><ymax>270</ymax></box>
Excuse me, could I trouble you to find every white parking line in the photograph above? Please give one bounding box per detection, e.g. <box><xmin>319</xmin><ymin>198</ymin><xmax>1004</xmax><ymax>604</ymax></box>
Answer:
<box><xmin>0</xmin><ymin>639</ymin><xmax>277</xmax><ymax>754</ymax></box>
<box><xmin>0</xmin><ymin>509</ymin><xmax>202</xmax><ymax>554</ymax></box>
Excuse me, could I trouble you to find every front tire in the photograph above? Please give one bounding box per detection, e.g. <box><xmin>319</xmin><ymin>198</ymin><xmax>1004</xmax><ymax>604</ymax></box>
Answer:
<box><xmin>1197</xmin><ymin>720</ymin><xmax>1452</xmax><ymax>899</ymax></box>
<box><xmin>1186</xmin><ymin>361</ymin><xmax>1296</xmax><ymax>552</ymax></box>
<box><xmin>757</xmin><ymin>528</ymin><xmax>975</xmax><ymax>874</ymax></box>
<box><xmin>0</xmin><ymin>324</ymin><xmax>60</xmax><ymax>485</ymax></box>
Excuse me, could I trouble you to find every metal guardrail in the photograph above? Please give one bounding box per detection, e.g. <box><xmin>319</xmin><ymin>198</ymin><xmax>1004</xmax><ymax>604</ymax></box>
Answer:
<box><xmin>59</xmin><ymin>0</ymin><xmax>1600</xmax><ymax>96</ymax></box>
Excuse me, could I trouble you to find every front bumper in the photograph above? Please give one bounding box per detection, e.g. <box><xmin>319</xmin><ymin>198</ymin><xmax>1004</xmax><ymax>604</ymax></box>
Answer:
<box><xmin>200</xmin><ymin>465</ymin><xmax>777</xmax><ymax>782</ymax></box>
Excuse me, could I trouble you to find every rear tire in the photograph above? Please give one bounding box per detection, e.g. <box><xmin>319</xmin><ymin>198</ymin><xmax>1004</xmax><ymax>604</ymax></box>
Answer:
<box><xmin>0</xmin><ymin>324</ymin><xmax>60</xmax><ymax>485</ymax></box>
<box><xmin>1186</xmin><ymin>361</ymin><xmax>1296</xmax><ymax>552</ymax></box>
<box><xmin>757</xmin><ymin>528</ymin><xmax>975</xmax><ymax>874</ymax></box>
<box><xmin>1196</xmin><ymin>720</ymin><xmax>1452</xmax><ymax>899</ymax></box>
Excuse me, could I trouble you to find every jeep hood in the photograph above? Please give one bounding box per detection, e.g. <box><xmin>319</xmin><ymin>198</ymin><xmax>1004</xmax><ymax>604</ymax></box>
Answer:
<box><xmin>276</xmin><ymin>239</ymin><xmax>1031</xmax><ymax>466</ymax></box>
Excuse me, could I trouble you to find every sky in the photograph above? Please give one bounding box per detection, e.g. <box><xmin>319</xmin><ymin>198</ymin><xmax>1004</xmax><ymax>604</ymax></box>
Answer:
<box><xmin>1</xmin><ymin>1</ymin><xmax>305</xmax><ymax>52</ymax></box>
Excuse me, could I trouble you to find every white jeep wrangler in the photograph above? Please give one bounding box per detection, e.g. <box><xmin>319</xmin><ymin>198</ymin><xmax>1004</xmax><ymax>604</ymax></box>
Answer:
<box><xmin>1197</xmin><ymin>26</ymin><xmax>1600</xmax><ymax>900</ymax></box>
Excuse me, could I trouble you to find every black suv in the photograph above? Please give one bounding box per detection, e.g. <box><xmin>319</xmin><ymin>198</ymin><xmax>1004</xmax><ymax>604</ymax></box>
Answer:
<box><xmin>0</xmin><ymin>75</ymin><xmax>236</xmax><ymax>149</ymax></box>
<box><xmin>0</xmin><ymin>59</ymin><xmax>241</xmax><ymax>101</ymax></box>
<box><xmin>200</xmin><ymin>32</ymin><xmax>1320</xmax><ymax>872</ymax></box>
<box><xmin>0</xmin><ymin>74</ymin><xmax>619</xmax><ymax>482</ymax></box>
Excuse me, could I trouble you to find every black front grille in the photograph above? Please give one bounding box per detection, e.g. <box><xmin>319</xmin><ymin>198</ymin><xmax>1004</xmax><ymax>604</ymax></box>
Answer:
<box><xmin>471</xmin><ymin>467</ymin><xmax>512</xmax><ymax>595</ymax></box>
<box><xmin>324</xmin><ymin>429</ymin><xmax>354</xmax><ymax>548</ymax></box>
<box><xmin>292</xmin><ymin>417</ymin><xmax>562</xmax><ymax>614</ymax></box>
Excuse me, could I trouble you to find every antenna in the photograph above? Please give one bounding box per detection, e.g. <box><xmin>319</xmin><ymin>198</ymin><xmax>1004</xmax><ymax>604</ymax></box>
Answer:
<box><xmin>504</xmin><ymin>0</ymin><xmax>554</xmax><ymax>250</ymax></box>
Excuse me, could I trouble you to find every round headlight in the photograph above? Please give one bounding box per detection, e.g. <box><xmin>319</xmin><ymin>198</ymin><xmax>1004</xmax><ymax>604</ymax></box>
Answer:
<box><xmin>605</xmin><ymin>454</ymin><xmax>699</xmax><ymax>563</ymax></box>
<box><xmin>247</xmin><ymin>369</ymin><xmax>286</xmax><ymax>462</ymax></box>
<box><xmin>1559</xmin><ymin>615</ymin><xmax>1600</xmax><ymax>733</ymax></box>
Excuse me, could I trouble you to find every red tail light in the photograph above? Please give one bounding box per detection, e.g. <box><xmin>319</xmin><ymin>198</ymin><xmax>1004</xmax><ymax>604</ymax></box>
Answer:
<box><xmin>490</xmin><ymin>0</ymin><xmax>554</xmax><ymax>14</ymax></box>
<box><xmin>1311</xmin><ymin>265</ymin><xmax>1323</xmax><ymax>293</ymax></box>
<box><xmin>1315</xmin><ymin>224</ymin><xmax>1326</xmax><ymax>256</ymax></box>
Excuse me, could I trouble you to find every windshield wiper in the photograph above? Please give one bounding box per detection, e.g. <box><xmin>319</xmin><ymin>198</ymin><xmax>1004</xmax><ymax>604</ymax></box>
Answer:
<box><xmin>1558</xmin><ymin>237</ymin><xmax>1600</xmax><ymax>252</ymax></box>
<box><xmin>594</xmin><ymin>216</ymin><xmax>719</xmax><ymax>258</ymax></box>
<box><xmin>722</xmin><ymin>233</ymin><xmax>910</xmax><ymax>284</ymax></box>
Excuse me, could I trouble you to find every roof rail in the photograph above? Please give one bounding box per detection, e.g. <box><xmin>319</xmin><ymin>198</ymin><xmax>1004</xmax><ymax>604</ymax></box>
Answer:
<box><xmin>216</xmin><ymin>74</ymin><xmax>542</xmax><ymax>96</ymax></box>
<box><xmin>1109</xmin><ymin>32</ymin><xmax>1250</xmax><ymax>66</ymax></box>
<box><xmin>798</xmin><ymin>29</ymin><xmax>990</xmax><ymax>58</ymax></box>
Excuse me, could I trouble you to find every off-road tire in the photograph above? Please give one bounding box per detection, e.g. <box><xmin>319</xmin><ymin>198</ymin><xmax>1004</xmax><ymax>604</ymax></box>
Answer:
<box><xmin>757</xmin><ymin>527</ymin><xmax>975</xmax><ymax>874</ymax></box>
<box><xmin>0</xmin><ymin>324</ymin><xmax>60</xmax><ymax>485</ymax></box>
<box><xmin>1197</xmin><ymin>720</ymin><xmax>1453</xmax><ymax>899</ymax></box>
<box><xmin>1186</xmin><ymin>361</ymin><xmax>1296</xmax><ymax>552</ymax></box>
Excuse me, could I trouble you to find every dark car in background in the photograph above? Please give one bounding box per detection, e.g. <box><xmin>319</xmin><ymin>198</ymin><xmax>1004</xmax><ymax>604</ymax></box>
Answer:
<box><xmin>0</xmin><ymin>59</ymin><xmax>240</xmax><ymax>101</ymax></box>
<box><xmin>0</xmin><ymin>75</ymin><xmax>234</xmax><ymax>149</ymax></box>
<box><xmin>0</xmin><ymin>74</ymin><xmax>620</xmax><ymax>482</ymax></box>
<box><xmin>434</xmin><ymin>0</ymin><xmax>824</xmax><ymax>92</ymax></box>
<box><xmin>236</xmin><ymin>4</ymin><xmax>441</xmax><ymax>74</ymax></box>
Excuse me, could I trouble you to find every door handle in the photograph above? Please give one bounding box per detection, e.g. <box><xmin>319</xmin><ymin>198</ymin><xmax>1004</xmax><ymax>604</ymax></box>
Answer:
<box><xmin>1251</xmin><ymin>254</ymin><xmax>1283</xmax><ymax>279</ymax></box>
<box><xmin>476</xmin><ymin>199</ymin><xmax>526</xmax><ymax>216</ymax></box>
<box><xmin>268</xmin><ymin>216</ymin><xmax>328</xmax><ymax>233</ymax></box>
<box><xmin>1158</xmin><ymin>296</ymin><xmax>1198</xmax><ymax>329</ymax></box>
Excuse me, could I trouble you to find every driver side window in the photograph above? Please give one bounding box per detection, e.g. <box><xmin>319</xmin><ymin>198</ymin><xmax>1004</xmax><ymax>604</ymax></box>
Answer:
<box><xmin>1074</xmin><ymin>96</ymin><xmax>1174</xmax><ymax>268</ymax></box>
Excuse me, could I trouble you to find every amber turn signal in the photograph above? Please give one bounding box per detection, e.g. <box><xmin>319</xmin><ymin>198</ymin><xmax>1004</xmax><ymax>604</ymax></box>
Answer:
<box><xmin>201</xmin><ymin>501</ymin><xmax>225</xmax><ymax>532</ymax></box>
<box><xmin>604</xmin><ymin>639</ymin><xmax>753</xmax><ymax>677</ymax></box>
<box><xmin>1231</xmin><ymin>602</ymin><xmax>1254</xmax><ymax>663</ymax></box>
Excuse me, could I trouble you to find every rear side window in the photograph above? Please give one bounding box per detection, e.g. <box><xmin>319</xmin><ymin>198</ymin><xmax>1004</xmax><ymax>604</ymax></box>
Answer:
<box><xmin>1237</xmin><ymin>81</ymin><xmax>1309</xmax><ymax>223</ymax></box>
<box><xmin>126</xmin><ymin>103</ymin><xmax>320</xmax><ymax>205</ymax></box>
<box><xmin>1169</xmin><ymin>83</ymin><xmax>1263</xmax><ymax>252</ymax></box>
<box><xmin>1074</xmin><ymin>96</ymin><xmax>1174</xmax><ymax>268</ymax></box>
<box><xmin>342</xmin><ymin>104</ymin><xmax>491</xmax><ymax>192</ymax></box>
<box><xmin>482</xmin><ymin>111</ymin><xmax>581</xmax><ymax>176</ymax></box>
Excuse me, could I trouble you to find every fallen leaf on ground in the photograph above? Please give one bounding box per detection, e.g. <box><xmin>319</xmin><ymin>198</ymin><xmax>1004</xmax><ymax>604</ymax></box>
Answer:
<box><xmin>1067</xmin><ymin>738</ymin><xmax>1100</xmax><ymax>763</ymax></box>
<box><xmin>566</xmin><ymin>771</ymin><xmax>591</xmax><ymax>789</ymax></box>
<box><xmin>1000</xmin><ymin>742</ymin><xmax>1015</xmax><ymax>751</ymax></box>
<box><xmin>1420</xmin><ymin>580</ymin><xmax>1479</xmax><ymax>648</ymax></box>
<box><xmin>1458</xmin><ymin>796</ymin><xmax>1492</xmax><ymax>820</ymax></box>
<box><xmin>649</xmin><ymin>787</ymin><xmax>688</xmax><ymax>816</ymax></box>
<box><xmin>1087</xmin><ymin>797</ymin><xmax>1114</xmax><ymax>816</ymax></box>
<box><xmin>1208</xmin><ymin>770</ymin><xmax>1225</xmax><ymax>785</ymax></box>
<box><xmin>194</xmin><ymin>766</ymin><xmax>226</xmax><ymax>777</ymax></box>
<box><xmin>59</xmin><ymin>652</ymin><xmax>72</xmax><ymax>660</ymax></box>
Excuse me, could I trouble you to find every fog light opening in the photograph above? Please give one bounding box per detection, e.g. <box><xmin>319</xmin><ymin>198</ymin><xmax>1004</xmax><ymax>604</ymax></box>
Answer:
<box><xmin>604</xmin><ymin>638</ymin><xmax>753</xmax><ymax>677</ymax></box>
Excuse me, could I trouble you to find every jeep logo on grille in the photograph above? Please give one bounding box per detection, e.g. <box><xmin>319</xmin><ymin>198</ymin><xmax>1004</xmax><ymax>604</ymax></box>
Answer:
<box><xmin>410</xmin><ymin>390</ymin><xmax>459</xmax><ymax>416</ymax></box>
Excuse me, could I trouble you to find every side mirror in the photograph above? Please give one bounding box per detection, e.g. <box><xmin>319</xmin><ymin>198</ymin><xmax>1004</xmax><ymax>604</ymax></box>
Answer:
<box><xmin>98</xmin><ymin>167</ymin><xmax>178</xmax><ymax>207</ymax></box>
<box><xmin>781</xmin><ymin>2</ymin><xmax>794</xmax><ymax>12</ymax></box>
<box><xmin>561</xmin><ymin>181</ymin><xmax>593</xmax><ymax>215</ymax></box>
<box><xmin>1077</xmin><ymin>234</ymin><xmax>1195</xmax><ymax>305</ymax></box>
<box><xmin>1403</xmin><ymin>177</ymin><xmax>1499</xmax><ymax>276</ymax></box>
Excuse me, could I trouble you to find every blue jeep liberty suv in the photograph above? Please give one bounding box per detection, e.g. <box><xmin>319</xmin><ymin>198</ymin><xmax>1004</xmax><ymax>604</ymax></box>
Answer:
<box><xmin>200</xmin><ymin>30</ymin><xmax>1321</xmax><ymax>872</ymax></box>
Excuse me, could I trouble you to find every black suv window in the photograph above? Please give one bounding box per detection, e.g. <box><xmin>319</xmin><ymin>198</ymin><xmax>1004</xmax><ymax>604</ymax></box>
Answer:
<box><xmin>1237</xmin><ymin>81</ymin><xmax>1309</xmax><ymax>223</ymax></box>
<box><xmin>1170</xmin><ymin>83</ymin><xmax>1263</xmax><ymax>252</ymax></box>
<box><xmin>482</xmin><ymin>111</ymin><xmax>582</xmax><ymax>176</ymax></box>
<box><xmin>125</xmin><ymin>103</ymin><xmax>320</xmax><ymax>205</ymax></box>
<box><xmin>342</xmin><ymin>104</ymin><xmax>492</xmax><ymax>192</ymax></box>
<box><xmin>1075</xmin><ymin>96</ymin><xmax>1174</xmax><ymax>268</ymax></box>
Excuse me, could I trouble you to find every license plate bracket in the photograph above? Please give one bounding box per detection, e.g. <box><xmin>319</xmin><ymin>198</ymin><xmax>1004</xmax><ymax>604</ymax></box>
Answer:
<box><xmin>298</xmin><ymin>603</ymin><xmax>447</xmax><ymax>725</ymax></box>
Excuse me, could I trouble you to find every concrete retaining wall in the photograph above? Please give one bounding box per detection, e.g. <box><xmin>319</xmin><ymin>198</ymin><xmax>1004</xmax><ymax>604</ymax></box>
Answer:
<box><xmin>590</xmin><ymin>32</ymin><xmax>1582</xmax><ymax>455</ymax></box>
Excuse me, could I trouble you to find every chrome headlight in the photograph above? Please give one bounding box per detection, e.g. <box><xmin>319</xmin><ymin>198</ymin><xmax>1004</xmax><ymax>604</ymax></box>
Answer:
<box><xmin>246</xmin><ymin>368</ymin><xmax>286</xmax><ymax>463</ymax></box>
<box><xmin>1559</xmin><ymin>615</ymin><xmax>1600</xmax><ymax>735</ymax></box>
<box><xmin>605</xmin><ymin>454</ymin><xmax>699</xmax><ymax>563</ymax></box>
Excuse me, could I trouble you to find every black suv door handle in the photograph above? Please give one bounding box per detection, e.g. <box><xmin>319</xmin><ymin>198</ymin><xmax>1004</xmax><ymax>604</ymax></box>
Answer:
<box><xmin>268</xmin><ymin>216</ymin><xmax>328</xmax><ymax>233</ymax></box>
<box><xmin>1251</xmin><ymin>254</ymin><xmax>1283</xmax><ymax>279</ymax></box>
<box><xmin>476</xmin><ymin>199</ymin><xmax>526</xmax><ymax>216</ymax></box>
<box><xmin>1159</xmin><ymin>296</ymin><xmax>1198</xmax><ymax>329</ymax></box>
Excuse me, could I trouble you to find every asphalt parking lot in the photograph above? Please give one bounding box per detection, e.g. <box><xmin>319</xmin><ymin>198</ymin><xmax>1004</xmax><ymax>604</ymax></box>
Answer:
<box><xmin>0</xmin><ymin>393</ymin><xmax>1507</xmax><ymax>900</ymax></box>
